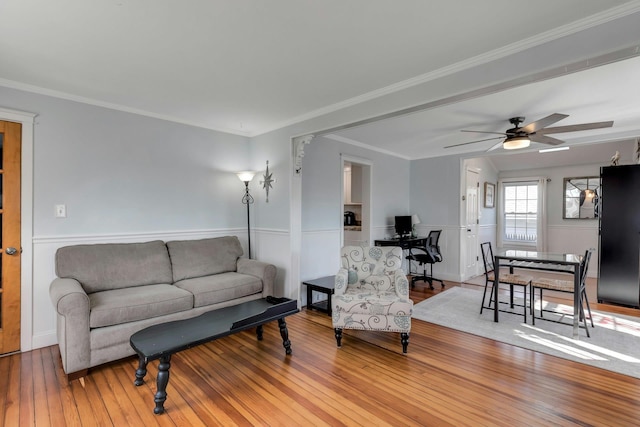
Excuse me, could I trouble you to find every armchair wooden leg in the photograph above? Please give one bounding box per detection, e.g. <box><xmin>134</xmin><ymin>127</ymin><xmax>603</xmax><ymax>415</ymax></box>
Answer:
<box><xmin>401</xmin><ymin>332</ymin><xmax>409</xmax><ymax>353</ymax></box>
<box><xmin>334</xmin><ymin>328</ymin><xmax>343</xmax><ymax>348</ymax></box>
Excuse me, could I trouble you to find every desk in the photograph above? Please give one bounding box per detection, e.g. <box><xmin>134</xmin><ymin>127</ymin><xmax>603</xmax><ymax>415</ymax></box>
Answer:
<box><xmin>374</xmin><ymin>237</ymin><xmax>426</xmax><ymax>275</ymax></box>
<box><xmin>374</xmin><ymin>236</ymin><xmax>426</xmax><ymax>250</ymax></box>
<box><xmin>493</xmin><ymin>250</ymin><xmax>582</xmax><ymax>338</ymax></box>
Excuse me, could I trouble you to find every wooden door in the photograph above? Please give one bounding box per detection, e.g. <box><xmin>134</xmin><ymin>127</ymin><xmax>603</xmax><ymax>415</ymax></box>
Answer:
<box><xmin>0</xmin><ymin>120</ymin><xmax>21</xmax><ymax>354</ymax></box>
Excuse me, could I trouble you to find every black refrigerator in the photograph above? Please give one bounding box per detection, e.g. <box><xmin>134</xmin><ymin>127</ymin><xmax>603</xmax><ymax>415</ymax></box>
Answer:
<box><xmin>598</xmin><ymin>164</ymin><xmax>640</xmax><ymax>308</ymax></box>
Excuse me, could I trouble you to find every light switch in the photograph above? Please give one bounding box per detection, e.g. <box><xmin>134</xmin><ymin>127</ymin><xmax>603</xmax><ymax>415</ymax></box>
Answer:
<box><xmin>55</xmin><ymin>204</ymin><xmax>66</xmax><ymax>218</ymax></box>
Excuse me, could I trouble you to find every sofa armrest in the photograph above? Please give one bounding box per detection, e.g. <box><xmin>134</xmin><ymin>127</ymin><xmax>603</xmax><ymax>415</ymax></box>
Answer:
<box><xmin>49</xmin><ymin>278</ymin><xmax>91</xmax><ymax>375</ymax></box>
<box><xmin>393</xmin><ymin>270</ymin><xmax>410</xmax><ymax>299</ymax></box>
<box><xmin>237</xmin><ymin>258</ymin><xmax>276</xmax><ymax>297</ymax></box>
<box><xmin>335</xmin><ymin>268</ymin><xmax>348</xmax><ymax>295</ymax></box>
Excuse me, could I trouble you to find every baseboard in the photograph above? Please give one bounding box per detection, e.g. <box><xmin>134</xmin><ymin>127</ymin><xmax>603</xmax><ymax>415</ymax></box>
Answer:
<box><xmin>32</xmin><ymin>330</ymin><xmax>57</xmax><ymax>350</ymax></box>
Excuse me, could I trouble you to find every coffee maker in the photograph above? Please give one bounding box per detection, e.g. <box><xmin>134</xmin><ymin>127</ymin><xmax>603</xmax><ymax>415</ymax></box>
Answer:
<box><xmin>344</xmin><ymin>211</ymin><xmax>356</xmax><ymax>226</ymax></box>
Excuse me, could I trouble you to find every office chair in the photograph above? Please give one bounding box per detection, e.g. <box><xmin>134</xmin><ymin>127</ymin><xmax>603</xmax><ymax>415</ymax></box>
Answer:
<box><xmin>406</xmin><ymin>230</ymin><xmax>445</xmax><ymax>289</ymax></box>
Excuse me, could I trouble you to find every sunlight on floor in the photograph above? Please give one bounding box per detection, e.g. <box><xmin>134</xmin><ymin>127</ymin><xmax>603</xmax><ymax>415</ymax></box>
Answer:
<box><xmin>539</xmin><ymin>300</ymin><xmax>640</xmax><ymax>338</ymax></box>
<box><xmin>513</xmin><ymin>321</ymin><xmax>640</xmax><ymax>363</ymax></box>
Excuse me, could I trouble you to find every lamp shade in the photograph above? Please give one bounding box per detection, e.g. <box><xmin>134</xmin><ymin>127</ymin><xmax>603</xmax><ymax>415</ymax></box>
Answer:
<box><xmin>503</xmin><ymin>136</ymin><xmax>530</xmax><ymax>150</ymax></box>
<box><xmin>411</xmin><ymin>214</ymin><xmax>421</xmax><ymax>225</ymax></box>
<box><xmin>236</xmin><ymin>171</ymin><xmax>256</xmax><ymax>182</ymax></box>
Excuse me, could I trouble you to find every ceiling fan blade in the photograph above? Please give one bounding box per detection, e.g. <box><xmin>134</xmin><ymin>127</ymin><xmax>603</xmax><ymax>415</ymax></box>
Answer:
<box><xmin>461</xmin><ymin>130</ymin><xmax>508</xmax><ymax>135</ymax></box>
<box><xmin>529</xmin><ymin>134</ymin><xmax>564</xmax><ymax>145</ymax></box>
<box><xmin>520</xmin><ymin>113</ymin><xmax>569</xmax><ymax>134</ymax></box>
<box><xmin>537</xmin><ymin>121</ymin><xmax>614</xmax><ymax>134</ymax></box>
<box><xmin>445</xmin><ymin>136</ymin><xmax>504</xmax><ymax>149</ymax></box>
<box><xmin>486</xmin><ymin>141</ymin><xmax>503</xmax><ymax>152</ymax></box>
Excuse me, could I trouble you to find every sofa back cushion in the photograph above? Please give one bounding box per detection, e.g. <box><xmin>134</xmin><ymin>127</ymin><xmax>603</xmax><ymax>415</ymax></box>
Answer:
<box><xmin>55</xmin><ymin>240</ymin><xmax>173</xmax><ymax>293</ymax></box>
<box><xmin>167</xmin><ymin>236</ymin><xmax>243</xmax><ymax>282</ymax></box>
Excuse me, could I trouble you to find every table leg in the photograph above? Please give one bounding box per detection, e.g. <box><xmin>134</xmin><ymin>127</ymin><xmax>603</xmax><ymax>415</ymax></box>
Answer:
<box><xmin>573</xmin><ymin>264</ymin><xmax>580</xmax><ymax>339</ymax></box>
<box><xmin>153</xmin><ymin>355</ymin><xmax>171</xmax><ymax>415</ymax></box>
<box><xmin>306</xmin><ymin>285</ymin><xmax>312</xmax><ymax>311</ymax></box>
<box><xmin>278</xmin><ymin>318</ymin><xmax>292</xmax><ymax>355</ymax></box>
<box><xmin>256</xmin><ymin>324</ymin><xmax>264</xmax><ymax>341</ymax></box>
<box><xmin>134</xmin><ymin>355</ymin><xmax>147</xmax><ymax>386</ymax></box>
<box><xmin>494</xmin><ymin>257</ymin><xmax>499</xmax><ymax>322</ymax></box>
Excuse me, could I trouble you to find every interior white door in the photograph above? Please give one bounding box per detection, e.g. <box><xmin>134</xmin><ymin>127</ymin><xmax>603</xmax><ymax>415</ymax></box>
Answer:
<box><xmin>464</xmin><ymin>168</ymin><xmax>479</xmax><ymax>279</ymax></box>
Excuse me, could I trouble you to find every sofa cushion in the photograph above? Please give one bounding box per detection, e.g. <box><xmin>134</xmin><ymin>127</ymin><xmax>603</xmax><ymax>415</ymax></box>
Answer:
<box><xmin>174</xmin><ymin>272</ymin><xmax>262</xmax><ymax>308</ymax></box>
<box><xmin>56</xmin><ymin>240</ymin><xmax>173</xmax><ymax>294</ymax></box>
<box><xmin>88</xmin><ymin>284</ymin><xmax>193</xmax><ymax>328</ymax></box>
<box><xmin>167</xmin><ymin>236</ymin><xmax>243</xmax><ymax>282</ymax></box>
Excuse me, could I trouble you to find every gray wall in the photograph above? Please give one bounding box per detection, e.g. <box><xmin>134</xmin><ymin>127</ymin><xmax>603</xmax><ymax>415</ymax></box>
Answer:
<box><xmin>409</xmin><ymin>155</ymin><xmax>461</xmax><ymax>226</ymax></box>
<box><xmin>1</xmin><ymin>86</ymin><xmax>252</xmax><ymax>237</ymax></box>
<box><xmin>302</xmin><ymin>136</ymin><xmax>410</xmax><ymax>233</ymax></box>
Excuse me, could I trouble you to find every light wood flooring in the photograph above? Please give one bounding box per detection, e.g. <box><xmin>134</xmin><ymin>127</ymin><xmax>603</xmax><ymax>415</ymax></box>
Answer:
<box><xmin>2</xmin><ymin>282</ymin><xmax>640</xmax><ymax>426</ymax></box>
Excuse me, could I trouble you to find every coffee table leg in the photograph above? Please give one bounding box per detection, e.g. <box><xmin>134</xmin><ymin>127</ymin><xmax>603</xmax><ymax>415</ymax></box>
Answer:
<box><xmin>154</xmin><ymin>355</ymin><xmax>171</xmax><ymax>415</ymax></box>
<box><xmin>256</xmin><ymin>324</ymin><xmax>264</xmax><ymax>341</ymax></box>
<box><xmin>134</xmin><ymin>355</ymin><xmax>147</xmax><ymax>386</ymax></box>
<box><xmin>277</xmin><ymin>318</ymin><xmax>292</xmax><ymax>355</ymax></box>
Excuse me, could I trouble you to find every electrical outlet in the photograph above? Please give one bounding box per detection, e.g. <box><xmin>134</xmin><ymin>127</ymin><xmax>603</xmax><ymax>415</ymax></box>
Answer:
<box><xmin>55</xmin><ymin>204</ymin><xmax>66</xmax><ymax>218</ymax></box>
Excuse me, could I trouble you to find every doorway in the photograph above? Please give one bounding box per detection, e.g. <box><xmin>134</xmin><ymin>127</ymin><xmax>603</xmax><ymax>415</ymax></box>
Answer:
<box><xmin>0</xmin><ymin>120</ymin><xmax>22</xmax><ymax>354</ymax></box>
<box><xmin>463</xmin><ymin>167</ymin><xmax>479</xmax><ymax>280</ymax></box>
<box><xmin>341</xmin><ymin>155</ymin><xmax>371</xmax><ymax>247</ymax></box>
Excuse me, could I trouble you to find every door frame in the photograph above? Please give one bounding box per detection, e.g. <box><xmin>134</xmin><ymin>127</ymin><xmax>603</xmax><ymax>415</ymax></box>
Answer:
<box><xmin>462</xmin><ymin>166</ymin><xmax>480</xmax><ymax>280</ymax></box>
<box><xmin>341</xmin><ymin>154</ymin><xmax>372</xmax><ymax>247</ymax></box>
<box><xmin>0</xmin><ymin>108</ymin><xmax>35</xmax><ymax>352</ymax></box>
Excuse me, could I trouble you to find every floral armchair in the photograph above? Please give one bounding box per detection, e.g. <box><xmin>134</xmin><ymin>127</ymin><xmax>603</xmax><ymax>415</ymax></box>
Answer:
<box><xmin>333</xmin><ymin>246</ymin><xmax>413</xmax><ymax>353</ymax></box>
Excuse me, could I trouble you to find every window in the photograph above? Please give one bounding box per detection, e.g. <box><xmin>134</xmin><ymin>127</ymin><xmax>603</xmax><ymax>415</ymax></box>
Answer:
<box><xmin>503</xmin><ymin>181</ymin><xmax>538</xmax><ymax>244</ymax></box>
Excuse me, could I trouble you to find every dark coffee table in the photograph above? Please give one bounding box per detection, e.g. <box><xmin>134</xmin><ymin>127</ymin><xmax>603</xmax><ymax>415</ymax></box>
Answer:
<box><xmin>130</xmin><ymin>296</ymin><xmax>299</xmax><ymax>414</ymax></box>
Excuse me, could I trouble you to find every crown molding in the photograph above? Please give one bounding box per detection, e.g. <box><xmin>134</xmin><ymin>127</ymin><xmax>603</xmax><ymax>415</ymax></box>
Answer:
<box><xmin>323</xmin><ymin>134</ymin><xmax>411</xmax><ymax>160</ymax></box>
<box><xmin>0</xmin><ymin>78</ymin><xmax>253</xmax><ymax>137</ymax></box>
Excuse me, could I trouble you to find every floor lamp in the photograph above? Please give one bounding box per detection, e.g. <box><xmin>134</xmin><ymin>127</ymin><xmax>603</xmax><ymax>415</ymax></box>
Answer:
<box><xmin>236</xmin><ymin>171</ymin><xmax>256</xmax><ymax>259</ymax></box>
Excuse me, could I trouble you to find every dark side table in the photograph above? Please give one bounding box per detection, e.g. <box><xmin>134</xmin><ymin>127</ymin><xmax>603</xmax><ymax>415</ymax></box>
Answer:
<box><xmin>304</xmin><ymin>275</ymin><xmax>335</xmax><ymax>316</ymax></box>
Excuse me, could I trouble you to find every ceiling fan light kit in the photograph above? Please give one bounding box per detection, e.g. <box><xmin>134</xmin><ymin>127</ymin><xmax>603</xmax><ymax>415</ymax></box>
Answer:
<box><xmin>503</xmin><ymin>136</ymin><xmax>530</xmax><ymax>150</ymax></box>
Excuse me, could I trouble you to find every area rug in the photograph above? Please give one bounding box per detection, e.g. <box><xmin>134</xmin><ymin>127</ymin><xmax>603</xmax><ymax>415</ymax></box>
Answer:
<box><xmin>412</xmin><ymin>287</ymin><xmax>640</xmax><ymax>379</ymax></box>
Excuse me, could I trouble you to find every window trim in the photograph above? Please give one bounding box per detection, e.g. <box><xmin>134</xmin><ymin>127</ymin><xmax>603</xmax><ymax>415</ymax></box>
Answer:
<box><xmin>503</xmin><ymin>180</ymin><xmax>538</xmax><ymax>246</ymax></box>
<box><xmin>497</xmin><ymin>177</ymin><xmax>547</xmax><ymax>250</ymax></box>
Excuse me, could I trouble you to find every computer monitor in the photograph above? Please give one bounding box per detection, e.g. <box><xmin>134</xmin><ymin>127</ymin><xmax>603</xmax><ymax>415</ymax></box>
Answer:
<box><xmin>394</xmin><ymin>215</ymin><xmax>412</xmax><ymax>237</ymax></box>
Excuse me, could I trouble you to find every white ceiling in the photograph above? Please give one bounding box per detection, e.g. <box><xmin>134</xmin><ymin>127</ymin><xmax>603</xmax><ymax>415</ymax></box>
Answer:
<box><xmin>1</xmin><ymin>1</ymin><xmax>640</xmax><ymax>165</ymax></box>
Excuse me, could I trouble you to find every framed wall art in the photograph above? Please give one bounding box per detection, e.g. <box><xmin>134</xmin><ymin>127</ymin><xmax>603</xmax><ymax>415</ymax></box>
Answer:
<box><xmin>484</xmin><ymin>182</ymin><xmax>495</xmax><ymax>208</ymax></box>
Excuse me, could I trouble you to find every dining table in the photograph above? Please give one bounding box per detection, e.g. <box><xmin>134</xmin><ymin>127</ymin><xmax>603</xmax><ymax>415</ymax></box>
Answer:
<box><xmin>493</xmin><ymin>249</ymin><xmax>583</xmax><ymax>339</ymax></box>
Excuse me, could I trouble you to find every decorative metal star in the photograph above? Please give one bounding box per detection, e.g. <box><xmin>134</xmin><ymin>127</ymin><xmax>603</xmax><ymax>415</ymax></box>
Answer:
<box><xmin>260</xmin><ymin>160</ymin><xmax>274</xmax><ymax>202</ymax></box>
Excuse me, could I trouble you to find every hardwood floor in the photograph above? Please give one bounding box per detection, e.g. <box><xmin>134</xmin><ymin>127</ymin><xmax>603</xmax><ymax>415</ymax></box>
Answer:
<box><xmin>3</xmin><ymin>282</ymin><xmax>640</xmax><ymax>426</ymax></box>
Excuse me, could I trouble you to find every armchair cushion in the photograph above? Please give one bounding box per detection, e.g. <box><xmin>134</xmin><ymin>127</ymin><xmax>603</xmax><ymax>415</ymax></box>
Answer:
<box><xmin>362</xmin><ymin>273</ymin><xmax>394</xmax><ymax>292</ymax></box>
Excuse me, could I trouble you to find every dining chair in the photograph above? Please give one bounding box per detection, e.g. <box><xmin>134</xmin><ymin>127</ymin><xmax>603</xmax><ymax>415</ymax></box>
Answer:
<box><xmin>479</xmin><ymin>242</ymin><xmax>533</xmax><ymax>322</ymax></box>
<box><xmin>530</xmin><ymin>249</ymin><xmax>594</xmax><ymax>337</ymax></box>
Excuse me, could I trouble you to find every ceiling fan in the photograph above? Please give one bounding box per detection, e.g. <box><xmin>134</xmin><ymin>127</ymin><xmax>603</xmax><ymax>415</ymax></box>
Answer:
<box><xmin>445</xmin><ymin>113</ymin><xmax>613</xmax><ymax>151</ymax></box>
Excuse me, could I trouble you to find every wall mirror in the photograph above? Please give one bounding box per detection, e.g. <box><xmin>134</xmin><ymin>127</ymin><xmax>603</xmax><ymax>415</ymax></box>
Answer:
<box><xmin>563</xmin><ymin>176</ymin><xmax>600</xmax><ymax>219</ymax></box>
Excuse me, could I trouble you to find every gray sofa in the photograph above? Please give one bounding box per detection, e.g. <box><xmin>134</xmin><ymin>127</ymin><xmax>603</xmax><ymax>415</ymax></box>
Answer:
<box><xmin>49</xmin><ymin>236</ymin><xmax>276</xmax><ymax>379</ymax></box>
